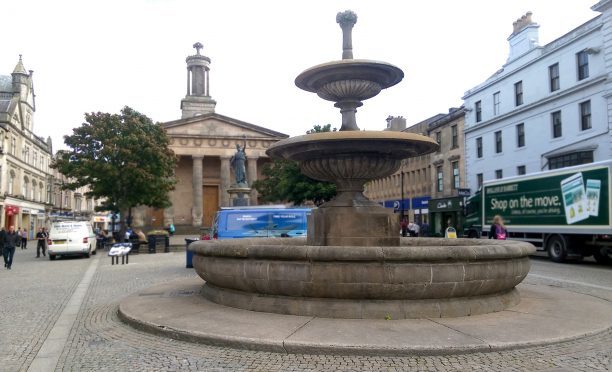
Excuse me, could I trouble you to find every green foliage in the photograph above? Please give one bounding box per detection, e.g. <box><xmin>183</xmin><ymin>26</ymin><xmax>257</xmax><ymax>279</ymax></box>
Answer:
<box><xmin>252</xmin><ymin>124</ymin><xmax>337</xmax><ymax>206</ymax></box>
<box><xmin>53</xmin><ymin>106</ymin><xmax>177</xmax><ymax>214</ymax></box>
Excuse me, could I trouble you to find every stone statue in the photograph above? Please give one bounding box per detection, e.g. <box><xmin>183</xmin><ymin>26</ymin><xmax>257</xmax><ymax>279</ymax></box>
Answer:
<box><xmin>230</xmin><ymin>138</ymin><xmax>247</xmax><ymax>186</ymax></box>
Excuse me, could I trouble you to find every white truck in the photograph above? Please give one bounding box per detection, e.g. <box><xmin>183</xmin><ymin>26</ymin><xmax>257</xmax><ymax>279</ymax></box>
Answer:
<box><xmin>463</xmin><ymin>160</ymin><xmax>612</xmax><ymax>264</ymax></box>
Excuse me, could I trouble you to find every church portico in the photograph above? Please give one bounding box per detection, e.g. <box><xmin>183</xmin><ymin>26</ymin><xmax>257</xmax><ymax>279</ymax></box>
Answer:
<box><xmin>137</xmin><ymin>43</ymin><xmax>287</xmax><ymax>231</ymax></box>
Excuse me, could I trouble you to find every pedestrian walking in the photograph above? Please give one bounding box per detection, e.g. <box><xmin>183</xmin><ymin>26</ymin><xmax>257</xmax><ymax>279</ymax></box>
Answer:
<box><xmin>0</xmin><ymin>227</ymin><xmax>6</xmax><ymax>268</ymax></box>
<box><xmin>4</xmin><ymin>226</ymin><xmax>19</xmax><ymax>270</ymax></box>
<box><xmin>489</xmin><ymin>215</ymin><xmax>508</xmax><ymax>240</ymax></box>
<box><xmin>21</xmin><ymin>228</ymin><xmax>28</xmax><ymax>249</ymax></box>
<box><xmin>36</xmin><ymin>228</ymin><xmax>46</xmax><ymax>258</ymax></box>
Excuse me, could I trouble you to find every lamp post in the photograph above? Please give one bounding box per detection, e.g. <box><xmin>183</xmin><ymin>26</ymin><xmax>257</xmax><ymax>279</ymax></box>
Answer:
<box><xmin>400</xmin><ymin>171</ymin><xmax>405</xmax><ymax>220</ymax></box>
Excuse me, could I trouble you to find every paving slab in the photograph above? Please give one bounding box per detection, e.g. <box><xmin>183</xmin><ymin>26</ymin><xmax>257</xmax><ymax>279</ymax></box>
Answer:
<box><xmin>118</xmin><ymin>277</ymin><xmax>612</xmax><ymax>356</ymax></box>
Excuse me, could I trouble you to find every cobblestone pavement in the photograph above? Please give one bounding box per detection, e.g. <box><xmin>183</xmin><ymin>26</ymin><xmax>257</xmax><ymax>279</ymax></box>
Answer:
<box><xmin>1</xmin><ymin>245</ymin><xmax>611</xmax><ymax>371</ymax></box>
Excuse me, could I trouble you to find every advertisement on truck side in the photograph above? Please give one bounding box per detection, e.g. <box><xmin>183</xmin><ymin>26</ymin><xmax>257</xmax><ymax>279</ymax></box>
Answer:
<box><xmin>484</xmin><ymin>167</ymin><xmax>609</xmax><ymax>227</ymax></box>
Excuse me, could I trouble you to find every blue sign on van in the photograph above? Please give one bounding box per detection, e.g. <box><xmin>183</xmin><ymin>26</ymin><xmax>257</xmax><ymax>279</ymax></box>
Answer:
<box><xmin>213</xmin><ymin>208</ymin><xmax>311</xmax><ymax>239</ymax></box>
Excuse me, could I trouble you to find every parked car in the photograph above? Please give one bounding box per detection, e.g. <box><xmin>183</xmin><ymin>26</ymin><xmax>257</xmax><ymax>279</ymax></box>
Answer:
<box><xmin>47</xmin><ymin>221</ymin><xmax>97</xmax><ymax>260</ymax></box>
<box><xmin>211</xmin><ymin>207</ymin><xmax>311</xmax><ymax>240</ymax></box>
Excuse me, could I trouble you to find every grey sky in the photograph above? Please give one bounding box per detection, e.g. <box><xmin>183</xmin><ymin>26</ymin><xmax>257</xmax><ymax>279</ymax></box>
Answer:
<box><xmin>1</xmin><ymin>0</ymin><xmax>597</xmax><ymax>152</ymax></box>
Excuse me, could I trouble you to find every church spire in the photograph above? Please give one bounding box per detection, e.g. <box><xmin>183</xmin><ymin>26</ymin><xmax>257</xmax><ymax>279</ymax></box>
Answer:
<box><xmin>181</xmin><ymin>42</ymin><xmax>216</xmax><ymax>118</ymax></box>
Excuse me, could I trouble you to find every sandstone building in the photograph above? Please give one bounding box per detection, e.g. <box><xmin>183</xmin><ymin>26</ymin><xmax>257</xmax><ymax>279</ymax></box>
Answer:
<box><xmin>0</xmin><ymin>56</ymin><xmax>53</xmax><ymax>236</ymax></box>
<box><xmin>137</xmin><ymin>44</ymin><xmax>287</xmax><ymax>230</ymax></box>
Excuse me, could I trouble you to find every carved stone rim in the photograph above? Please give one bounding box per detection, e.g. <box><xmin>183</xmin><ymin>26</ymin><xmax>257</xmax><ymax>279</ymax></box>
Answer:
<box><xmin>190</xmin><ymin>237</ymin><xmax>536</xmax><ymax>262</ymax></box>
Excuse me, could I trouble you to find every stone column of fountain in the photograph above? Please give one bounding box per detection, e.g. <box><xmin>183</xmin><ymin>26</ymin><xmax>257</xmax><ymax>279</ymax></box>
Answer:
<box><xmin>268</xmin><ymin>10</ymin><xmax>438</xmax><ymax>247</ymax></box>
<box><xmin>189</xmin><ymin>10</ymin><xmax>535</xmax><ymax>319</ymax></box>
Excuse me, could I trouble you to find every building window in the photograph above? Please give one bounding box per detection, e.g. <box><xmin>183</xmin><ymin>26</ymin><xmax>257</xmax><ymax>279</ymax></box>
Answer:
<box><xmin>477</xmin><ymin>173</ymin><xmax>483</xmax><ymax>188</ymax></box>
<box><xmin>577</xmin><ymin>51</ymin><xmax>589</xmax><ymax>80</ymax></box>
<box><xmin>24</xmin><ymin>147</ymin><xmax>30</xmax><ymax>163</ymax></box>
<box><xmin>33</xmin><ymin>152</ymin><xmax>37</xmax><ymax>167</ymax></box>
<box><xmin>551</xmin><ymin>111</ymin><xmax>562</xmax><ymax>138</ymax></box>
<box><xmin>495</xmin><ymin>131</ymin><xmax>502</xmax><ymax>153</ymax></box>
<box><xmin>452</xmin><ymin>161</ymin><xmax>460</xmax><ymax>189</ymax></box>
<box><xmin>64</xmin><ymin>194</ymin><xmax>69</xmax><ymax>208</ymax></box>
<box><xmin>76</xmin><ymin>198</ymin><xmax>82</xmax><ymax>211</ymax></box>
<box><xmin>549</xmin><ymin>151</ymin><xmax>593</xmax><ymax>170</ymax></box>
<box><xmin>87</xmin><ymin>199</ymin><xmax>93</xmax><ymax>211</ymax></box>
<box><xmin>495</xmin><ymin>169</ymin><xmax>503</xmax><ymax>179</ymax></box>
<box><xmin>47</xmin><ymin>184</ymin><xmax>52</xmax><ymax>204</ymax></box>
<box><xmin>516</xmin><ymin>123</ymin><xmax>525</xmax><ymax>148</ymax></box>
<box><xmin>549</xmin><ymin>63</ymin><xmax>560</xmax><ymax>92</ymax></box>
<box><xmin>10</xmin><ymin>137</ymin><xmax>16</xmax><ymax>156</ymax></box>
<box><xmin>514</xmin><ymin>81</ymin><xmax>523</xmax><ymax>106</ymax></box>
<box><xmin>493</xmin><ymin>92</ymin><xmax>500</xmax><ymax>115</ymax></box>
<box><xmin>8</xmin><ymin>174</ymin><xmax>14</xmax><ymax>195</ymax></box>
<box><xmin>517</xmin><ymin>165</ymin><xmax>526</xmax><ymax>175</ymax></box>
<box><xmin>22</xmin><ymin>180</ymin><xmax>28</xmax><ymax>198</ymax></box>
<box><xmin>476</xmin><ymin>137</ymin><xmax>483</xmax><ymax>158</ymax></box>
<box><xmin>39</xmin><ymin>184</ymin><xmax>43</xmax><ymax>202</ymax></box>
<box><xmin>435</xmin><ymin>131</ymin><xmax>441</xmax><ymax>152</ymax></box>
<box><xmin>436</xmin><ymin>166</ymin><xmax>443</xmax><ymax>192</ymax></box>
<box><xmin>580</xmin><ymin>100</ymin><xmax>591</xmax><ymax>130</ymax></box>
<box><xmin>475</xmin><ymin>101</ymin><xmax>482</xmax><ymax>122</ymax></box>
<box><xmin>31</xmin><ymin>183</ymin><xmax>36</xmax><ymax>200</ymax></box>
<box><xmin>451</xmin><ymin>125</ymin><xmax>458</xmax><ymax>148</ymax></box>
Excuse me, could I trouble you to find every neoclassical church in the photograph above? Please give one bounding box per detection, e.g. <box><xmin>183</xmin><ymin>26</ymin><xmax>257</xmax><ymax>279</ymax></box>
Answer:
<box><xmin>137</xmin><ymin>43</ymin><xmax>287</xmax><ymax>230</ymax></box>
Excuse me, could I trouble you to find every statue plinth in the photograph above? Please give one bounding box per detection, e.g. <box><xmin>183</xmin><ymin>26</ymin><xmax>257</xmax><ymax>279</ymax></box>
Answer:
<box><xmin>227</xmin><ymin>185</ymin><xmax>251</xmax><ymax>207</ymax></box>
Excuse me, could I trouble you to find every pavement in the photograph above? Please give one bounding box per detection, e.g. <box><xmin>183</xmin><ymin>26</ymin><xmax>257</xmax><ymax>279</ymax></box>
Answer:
<box><xmin>1</xmin><ymin>240</ymin><xmax>611</xmax><ymax>371</ymax></box>
<box><xmin>119</xmin><ymin>276</ymin><xmax>612</xmax><ymax>356</ymax></box>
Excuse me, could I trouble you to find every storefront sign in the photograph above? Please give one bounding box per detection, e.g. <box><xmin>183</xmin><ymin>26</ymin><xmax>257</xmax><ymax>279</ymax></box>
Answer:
<box><xmin>383</xmin><ymin>199</ymin><xmax>410</xmax><ymax>212</ymax></box>
<box><xmin>429</xmin><ymin>197</ymin><xmax>463</xmax><ymax>212</ymax></box>
<box><xmin>411</xmin><ymin>196</ymin><xmax>430</xmax><ymax>209</ymax></box>
<box><xmin>5</xmin><ymin>205</ymin><xmax>19</xmax><ymax>216</ymax></box>
<box><xmin>22</xmin><ymin>209</ymin><xmax>30</xmax><ymax>214</ymax></box>
<box><xmin>457</xmin><ymin>188</ymin><xmax>471</xmax><ymax>197</ymax></box>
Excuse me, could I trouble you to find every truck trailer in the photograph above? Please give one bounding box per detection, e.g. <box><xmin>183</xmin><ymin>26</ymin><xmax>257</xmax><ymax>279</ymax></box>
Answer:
<box><xmin>463</xmin><ymin>160</ymin><xmax>612</xmax><ymax>264</ymax></box>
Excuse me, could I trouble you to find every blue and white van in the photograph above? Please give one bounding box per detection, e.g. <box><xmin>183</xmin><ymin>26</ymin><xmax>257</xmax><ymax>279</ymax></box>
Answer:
<box><xmin>211</xmin><ymin>207</ymin><xmax>311</xmax><ymax>240</ymax></box>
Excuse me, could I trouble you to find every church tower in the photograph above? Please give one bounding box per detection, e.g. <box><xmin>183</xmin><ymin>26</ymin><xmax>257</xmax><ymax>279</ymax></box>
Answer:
<box><xmin>181</xmin><ymin>42</ymin><xmax>216</xmax><ymax>118</ymax></box>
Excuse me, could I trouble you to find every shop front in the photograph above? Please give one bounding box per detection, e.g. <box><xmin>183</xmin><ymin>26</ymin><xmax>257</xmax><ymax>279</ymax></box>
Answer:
<box><xmin>429</xmin><ymin>196</ymin><xmax>465</xmax><ymax>237</ymax></box>
<box><xmin>4</xmin><ymin>205</ymin><xmax>19</xmax><ymax>229</ymax></box>
<box><xmin>3</xmin><ymin>197</ymin><xmax>49</xmax><ymax>236</ymax></box>
<box><xmin>382</xmin><ymin>198</ymin><xmax>410</xmax><ymax>222</ymax></box>
<box><xmin>411</xmin><ymin>196</ymin><xmax>430</xmax><ymax>225</ymax></box>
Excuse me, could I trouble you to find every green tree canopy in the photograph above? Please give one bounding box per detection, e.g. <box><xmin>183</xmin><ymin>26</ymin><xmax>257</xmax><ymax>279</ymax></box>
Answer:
<box><xmin>253</xmin><ymin>124</ymin><xmax>337</xmax><ymax>206</ymax></box>
<box><xmin>53</xmin><ymin>106</ymin><xmax>177</xmax><ymax>223</ymax></box>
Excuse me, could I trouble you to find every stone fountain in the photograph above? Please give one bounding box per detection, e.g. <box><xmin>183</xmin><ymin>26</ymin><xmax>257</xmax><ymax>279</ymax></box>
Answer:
<box><xmin>190</xmin><ymin>10</ymin><xmax>534</xmax><ymax>319</ymax></box>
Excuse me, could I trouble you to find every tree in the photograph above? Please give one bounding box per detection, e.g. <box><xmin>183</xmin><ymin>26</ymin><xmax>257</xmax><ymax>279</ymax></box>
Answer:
<box><xmin>53</xmin><ymin>106</ymin><xmax>177</xmax><ymax>234</ymax></box>
<box><xmin>253</xmin><ymin>124</ymin><xmax>337</xmax><ymax>206</ymax></box>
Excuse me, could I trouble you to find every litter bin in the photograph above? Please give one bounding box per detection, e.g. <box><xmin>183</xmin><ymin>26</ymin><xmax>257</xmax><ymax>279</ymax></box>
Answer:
<box><xmin>185</xmin><ymin>238</ymin><xmax>199</xmax><ymax>268</ymax></box>
<box><xmin>147</xmin><ymin>234</ymin><xmax>170</xmax><ymax>253</ymax></box>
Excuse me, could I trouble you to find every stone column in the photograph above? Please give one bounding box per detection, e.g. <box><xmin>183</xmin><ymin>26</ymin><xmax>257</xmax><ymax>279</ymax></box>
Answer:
<box><xmin>247</xmin><ymin>156</ymin><xmax>259</xmax><ymax>203</ymax></box>
<box><xmin>220</xmin><ymin>156</ymin><xmax>231</xmax><ymax>207</ymax></box>
<box><xmin>192</xmin><ymin>156</ymin><xmax>203</xmax><ymax>226</ymax></box>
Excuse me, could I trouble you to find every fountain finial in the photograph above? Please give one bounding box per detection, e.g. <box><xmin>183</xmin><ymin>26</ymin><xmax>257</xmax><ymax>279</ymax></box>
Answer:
<box><xmin>336</xmin><ymin>10</ymin><xmax>357</xmax><ymax>59</ymax></box>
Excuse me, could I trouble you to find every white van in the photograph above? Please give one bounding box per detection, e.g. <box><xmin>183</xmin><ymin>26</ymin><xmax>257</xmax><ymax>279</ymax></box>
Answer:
<box><xmin>48</xmin><ymin>221</ymin><xmax>97</xmax><ymax>260</ymax></box>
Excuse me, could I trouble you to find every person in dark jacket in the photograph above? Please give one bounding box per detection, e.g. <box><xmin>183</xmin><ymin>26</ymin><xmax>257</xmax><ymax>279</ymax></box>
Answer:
<box><xmin>4</xmin><ymin>226</ymin><xmax>19</xmax><ymax>269</ymax></box>
<box><xmin>0</xmin><ymin>227</ymin><xmax>6</xmax><ymax>268</ymax></box>
<box><xmin>36</xmin><ymin>228</ymin><xmax>46</xmax><ymax>258</ymax></box>
<box><xmin>488</xmin><ymin>215</ymin><xmax>508</xmax><ymax>240</ymax></box>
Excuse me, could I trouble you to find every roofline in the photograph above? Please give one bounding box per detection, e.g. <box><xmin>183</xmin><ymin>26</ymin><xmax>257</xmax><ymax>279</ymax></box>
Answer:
<box><xmin>163</xmin><ymin>112</ymin><xmax>289</xmax><ymax>138</ymax></box>
<box><xmin>463</xmin><ymin>14</ymin><xmax>602</xmax><ymax>99</ymax></box>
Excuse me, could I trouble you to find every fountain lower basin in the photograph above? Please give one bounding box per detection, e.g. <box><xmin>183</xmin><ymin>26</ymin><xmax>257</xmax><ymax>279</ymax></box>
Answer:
<box><xmin>190</xmin><ymin>237</ymin><xmax>535</xmax><ymax>319</ymax></box>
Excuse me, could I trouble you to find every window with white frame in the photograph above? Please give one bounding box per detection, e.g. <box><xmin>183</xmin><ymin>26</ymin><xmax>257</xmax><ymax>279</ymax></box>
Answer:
<box><xmin>475</xmin><ymin>101</ymin><xmax>482</xmax><ymax>122</ymax></box>
<box><xmin>493</xmin><ymin>92</ymin><xmax>500</xmax><ymax>115</ymax></box>
<box><xmin>552</xmin><ymin>111</ymin><xmax>562</xmax><ymax>138</ymax></box>
<box><xmin>495</xmin><ymin>131</ymin><xmax>502</xmax><ymax>153</ymax></box>
<box><xmin>495</xmin><ymin>169</ymin><xmax>503</xmax><ymax>179</ymax></box>
<box><xmin>517</xmin><ymin>165</ymin><xmax>526</xmax><ymax>175</ymax></box>
<box><xmin>516</xmin><ymin>123</ymin><xmax>525</xmax><ymax>148</ymax></box>
<box><xmin>476</xmin><ymin>137</ymin><xmax>483</xmax><ymax>158</ymax></box>
<box><xmin>549</xmin><ymin>63</ymin><xmax>560</xmax><ymax>92</ymax></box>
<box><xmin>452</xmin><ymin>161</ymin><xmax>460</xmax><ymax>189</ymax></box>
<box><xmin>514</xmin><ymin>81</ymin><xmax>523</xmax><ymax>106</ymax></box>
<box><xmin>580</xmin><ymin>100</ymin><xmax>591</xmax><ymax>131</ymax></box>
<box><xmin>477</xmin><ymin>173</ymin><xmax>483</xmax><ymax>188</ymax></box>
<box><xmin>577</xmin><ymin>51</ymin><xmax>589</xmax><ymax>80</ymax></box>
<box><xmin>436</xmin><ymin>166</ymin><xmax>443</xmax><ymax>192</ymax></box>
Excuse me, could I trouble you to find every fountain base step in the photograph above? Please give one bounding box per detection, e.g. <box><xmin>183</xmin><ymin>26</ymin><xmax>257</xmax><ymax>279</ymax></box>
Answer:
<box><xmin>201</xmin><ymin>283</ymin><xmax>520</xmax><ymax>319</ymax></box>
